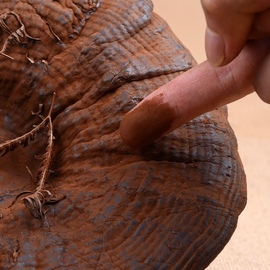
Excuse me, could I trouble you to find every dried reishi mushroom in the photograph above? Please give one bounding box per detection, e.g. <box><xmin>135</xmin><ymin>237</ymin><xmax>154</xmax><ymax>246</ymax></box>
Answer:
<box><xmin>0</xmin><ymin>0</ymin><xmax>246</xmax><ymax>269</ymax></box>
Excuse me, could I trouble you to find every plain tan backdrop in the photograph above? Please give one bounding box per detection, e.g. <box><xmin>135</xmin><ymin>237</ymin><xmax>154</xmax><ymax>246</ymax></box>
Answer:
<box><xmin>153</xmin><ymin>1</ymin><xmax>270</xmax><ymax>269</ymax></box>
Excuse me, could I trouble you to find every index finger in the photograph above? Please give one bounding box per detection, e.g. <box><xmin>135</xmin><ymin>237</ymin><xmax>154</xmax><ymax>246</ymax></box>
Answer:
<box><xmin>120</xmin><ymin>40</ymin><xmax>268</xmax><ymax>148</ymax></box>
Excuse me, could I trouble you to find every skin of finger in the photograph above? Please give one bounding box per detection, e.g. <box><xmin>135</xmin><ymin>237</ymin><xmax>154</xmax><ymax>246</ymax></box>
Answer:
<box><xmin>120</xmin><ymin>40</ymin><xmax>268</xmax><ymax>148</ymax></box>
<box><xmin>231</xmin><ymin>0</ymin><xmax>270</xmax><ymax>13</ymax></box>
<box><xmin>253</xmin><ymin>50</ymin><xmax>270</xmax><ymax>103</ymax></box>
<box><xmin>250</xmin><ymin>8</ymin><xmax>270</xmax><ymax>38</ymax></box>
<box><xmin>201</xmin><ymin>0</ymin><xmax>266</xmax><ymax>65</ymax></box>
<box><xmin>201</xmin><ymin>0</ymin><xmax>270</xmax><ymax>17</ymax></box>
<box><xmin>166</xmin><ymin>40</ymin><xmax>270</xmax><ymax>124</ymax></box>
<box><xmin>120</xmin><ymin>60</ymin><xmax>252</xmax><ymax>148</ymax></box>
<box><xmin>160</xmin><ymin>45</ymin><xmax>256</xmax><ymax>131</ymax></box>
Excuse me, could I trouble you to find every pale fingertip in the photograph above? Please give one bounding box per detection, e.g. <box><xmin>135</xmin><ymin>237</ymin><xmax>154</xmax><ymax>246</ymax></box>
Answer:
<box><xmin>205</xmin><ymin>27</ymin><xmax>225</xmax><ymax>67</ymax></box>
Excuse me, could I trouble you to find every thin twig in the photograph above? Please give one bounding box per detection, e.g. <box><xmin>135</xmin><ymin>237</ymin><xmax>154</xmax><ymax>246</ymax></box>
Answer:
<box><xmin>0</xmin><ymin>11</ymin><xmax>40</xmax><ymax>59</ymax></box>
<box><xmin>4</xmin><ymin>93</ymin><xmax>65</xmax><ymax>224</ymax></box>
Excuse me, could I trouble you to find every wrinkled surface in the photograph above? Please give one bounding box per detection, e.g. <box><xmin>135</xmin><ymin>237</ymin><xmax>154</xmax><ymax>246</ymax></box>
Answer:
<box><xmin>0</xmin><ymin>0</ymin><xmax>246</xmax><ymax>269</ymax></box>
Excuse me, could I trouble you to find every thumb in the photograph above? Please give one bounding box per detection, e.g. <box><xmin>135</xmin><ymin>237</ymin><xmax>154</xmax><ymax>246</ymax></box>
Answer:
<box><xmin>201</xmin><ymin>0</ymin><xmax>253</xmax><ymax>66</ymax></box>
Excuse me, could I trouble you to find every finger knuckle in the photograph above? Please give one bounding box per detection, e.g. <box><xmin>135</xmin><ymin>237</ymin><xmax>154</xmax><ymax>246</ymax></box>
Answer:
<box><xmin>201</xmin><ymin>0</ymin><xmax>220</xmax><ymax>14</ymax></box>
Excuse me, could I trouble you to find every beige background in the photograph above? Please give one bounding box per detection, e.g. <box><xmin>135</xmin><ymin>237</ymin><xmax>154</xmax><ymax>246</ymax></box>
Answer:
<box><xmin>153</xmin><ymin>1</ymin><xmax>270</xmax><ymax>269</ymax></box>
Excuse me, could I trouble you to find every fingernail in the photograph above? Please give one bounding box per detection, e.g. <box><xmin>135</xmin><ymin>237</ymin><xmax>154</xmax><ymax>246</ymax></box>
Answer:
<box><xmin>205</xmin><ymin>27</ymin><xmax>225</xmax><ymax>67</ymax></box>
<box><xmin>120</xmin><ymin>94</ymin><xmax>175</xmax><ymax>148</ymax></box>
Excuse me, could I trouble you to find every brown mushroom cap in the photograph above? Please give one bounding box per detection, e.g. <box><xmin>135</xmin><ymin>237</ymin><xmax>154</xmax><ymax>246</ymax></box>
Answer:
<box><xmin>0</xmin><ymin>0</ymin><xmax>246</xmax><ymax>269</ymax></box>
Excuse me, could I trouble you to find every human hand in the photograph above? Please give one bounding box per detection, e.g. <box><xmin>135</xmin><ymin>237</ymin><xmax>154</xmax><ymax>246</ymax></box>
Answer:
<box><xmin>201</xmin><ymin>0</ymin><xmax>270</xmax><ymax>103</ymax></box>
<box><xmin>120</xmin><ymin>1</ymin><xmax>270</xmax><ymax>148</ymax></box>
<box><xmin>201</xmin><ymin>0</ymin><xmax>270</xmax><ymax>66</ymax></box>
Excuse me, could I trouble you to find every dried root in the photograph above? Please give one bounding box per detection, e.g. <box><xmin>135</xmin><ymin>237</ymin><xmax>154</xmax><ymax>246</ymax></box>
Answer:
<box><xmin>0</xmin><ymin>94</ymin><xmax>54</xmax><ymax>157</ymax></box>
<box><xmin>0</xmin><ymin>11</ymin><xmax>40</xmax><ymax>59</ymax></box>
<box><xmin>0</xmin><ymin>108</ymin><xmax>48</xmax><ymax>157</ymax></box>
<box><xmin>1</xmin><ymin>93</ymin><xmax>65</xmax><ymax>224</ymax></box>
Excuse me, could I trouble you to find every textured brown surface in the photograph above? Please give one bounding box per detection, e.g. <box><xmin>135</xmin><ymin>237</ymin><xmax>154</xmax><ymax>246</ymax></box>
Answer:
<box><xmin>0</xmin><ymin>0</ymin><xmax>246</xmax><ymax>269</ymax></box>
<box><xmin>154</xmin><ymin>2</ymin><xmax>270</xmax><ymax>269</ymax></box>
